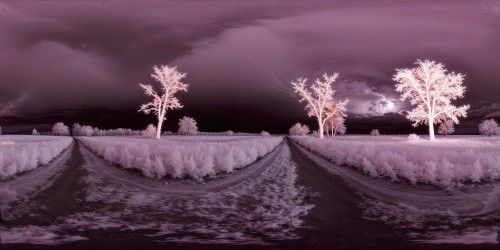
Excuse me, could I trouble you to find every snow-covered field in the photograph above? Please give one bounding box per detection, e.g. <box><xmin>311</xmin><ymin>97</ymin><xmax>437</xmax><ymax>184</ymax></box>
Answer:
<box><xmin>291</xmin><ymin>135</ymin><xmax>500</xmax><ymax>188</ymax></box>
<box><xmin>161</xmin><ymin>135</ymin><xmax>264</xmax><ymax>142</ymax></box>
<box><xmin>0</xmin><ymin>135</ymin><xmax>72</xmax><ymax>179</ymax></box>
<box><xmin>2</xmin><ymin>140</ymin><xmax>313</xmax><ymax>245</ymax></box>
<box><xmin>78</xmin><ymin>136</ymin><xmax>283</xmax><ymax>180</ymax></box>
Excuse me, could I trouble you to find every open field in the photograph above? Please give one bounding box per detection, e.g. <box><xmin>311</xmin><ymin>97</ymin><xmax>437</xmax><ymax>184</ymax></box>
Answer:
<box><xmin>291</xmin><ymin>135</ymin><xmax>500</xmax><ymax>188</ymax></box>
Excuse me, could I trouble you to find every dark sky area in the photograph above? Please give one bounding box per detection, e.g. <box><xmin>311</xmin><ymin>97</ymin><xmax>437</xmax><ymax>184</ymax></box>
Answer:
<box><xmin>0</xmin><ymin>0</ymin><xmax>499</xmax><ymax>134</ymax></box>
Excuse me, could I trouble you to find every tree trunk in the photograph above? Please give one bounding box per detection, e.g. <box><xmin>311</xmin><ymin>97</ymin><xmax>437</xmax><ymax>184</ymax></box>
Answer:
<box><xmin>429</xmin><ymin>120</ymin><xmax>435</xmax><ymax>141</ymax></box>
<box><xmin>156</xmin><ymin>118</ymin><xmax>164</xmax><ymax>139</ymax></box>
<box><xmin>333</xmin><ymin>127</ymin><xmax>337</xmax><ymax>136</ymax></box>
<box><xmin>318</xmin><ymin>118</ymin><xmax>324</xmax><ymax>139</ymax></box>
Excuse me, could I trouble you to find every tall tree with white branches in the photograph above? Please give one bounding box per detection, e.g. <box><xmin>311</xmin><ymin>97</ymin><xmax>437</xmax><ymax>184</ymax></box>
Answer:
<box><xmin>393</xmin><ymin>60</ymin><xmax>469</xmax><ymax>140</ymax></box>
<box><xmin>139</xmin><ymin>65</ymin><xmax>188</xmax><ymax>139</ymax></box>
<box><xmin>291</xmin><ymin>73</ymin><xmax>347</xmax><ymax>139</ymax></box>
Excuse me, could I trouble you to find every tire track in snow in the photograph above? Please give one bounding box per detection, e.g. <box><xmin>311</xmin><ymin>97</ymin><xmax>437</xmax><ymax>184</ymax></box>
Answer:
<box><xmin>291</xmin><ymin>139</ymin><xmax>500</xmax><ymax>246</ymax></box>
<box><xmin>1</xmin><ymin>139</ymin><xmax>315</xmax><ymax>247</ymax></box>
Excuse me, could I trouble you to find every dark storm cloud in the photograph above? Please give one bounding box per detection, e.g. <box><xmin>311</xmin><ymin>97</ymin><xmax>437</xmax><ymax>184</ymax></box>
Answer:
<box><xmin>0</xmin><ymin>1</ymin><xmax>329</xmax><ymax>115</ymax></box>
<box><xmin>0</xmin><ymin>0</ymin><xmax>499</xmax><ymax>133</ymax></box>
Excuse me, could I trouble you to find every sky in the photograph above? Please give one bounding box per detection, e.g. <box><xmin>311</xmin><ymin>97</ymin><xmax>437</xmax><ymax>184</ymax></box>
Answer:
<box><xmin>0</xmin><ymin>0</ymin><xmax>499</xmax><ymax>134</ymax></box>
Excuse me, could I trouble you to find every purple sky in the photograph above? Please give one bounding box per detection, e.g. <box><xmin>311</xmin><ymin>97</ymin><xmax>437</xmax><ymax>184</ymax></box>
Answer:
<box><xmin>0</xmin><ymin>0</ymin><xmax>499</xmax><ymax>134</ymax></box>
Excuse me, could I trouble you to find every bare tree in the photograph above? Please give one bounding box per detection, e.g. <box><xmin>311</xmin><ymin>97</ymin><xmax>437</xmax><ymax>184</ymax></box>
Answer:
<box><xmin>438</xmin><ymin>120</ymin><xmax>455</xmax><ymax>136</ymax></box>
<box><xmin>139</xmin><ymin>65</ymin><xmax>188</xmax><ymax>139</ymax></box>
<box><xmin>291</xmin><ymin>73</ymin><xmax>347</xmax><ymax>139</ymax></box>
<box><xmin>393</xmin><ymin>60</ymin><xmax>469</xmax><ymax>140</ymax></box>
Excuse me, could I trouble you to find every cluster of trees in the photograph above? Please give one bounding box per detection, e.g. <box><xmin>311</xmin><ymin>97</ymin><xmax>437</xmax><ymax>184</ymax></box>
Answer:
<box><xmin>137</xmin><ymin>66</ymin><xmax>272</xmax><ymax>139</ymax></box>
<box><xmin>49</xmin><ymin>122</ymin><xmax>142</xmax><ymax>137</ymax></box>
<box><xmin>290</xmin><ymin>73</ymin><xmax>349</xmax><ymax>139</ymax></box>
<box><xmin>289</xmin><ymin>59</ymin><xmax>498</xmax><ymax>140</ymax></box>
<box><xmin>14</xmin><ymin>62</ymin><xmax>496</xmax><ymax>140</ymax></box>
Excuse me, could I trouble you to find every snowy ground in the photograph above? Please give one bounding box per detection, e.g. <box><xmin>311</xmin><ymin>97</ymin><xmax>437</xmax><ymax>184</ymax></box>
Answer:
<box><xmin>293</xmin><ymin>141</ymin><xmax>500</xmax><ymax>245</ymax></box>
<box><xmin>161</xmin><ymin>135</ymin><xmax>264</xmax><ymax>142</ymax></box>
<box><xmin>1</xmin><ymin>140</ymin><xmax>314</xmax><ymax>246</ymax></box>
<box><xmin>291</xmin><ymin>135</ymin><xmax>500</xmax><ymax>188</ymax></box>
<box><xmin>78</xmin><ymin>136</ymin><xmax>283</xmax><ymax>180</ymax></box>
<box><xmin>0</xmin><ymin>135</ymin><xmax>72</xmax><ymax>179</ymax></box>
<box><xmin>1</xmin><ymin>135</ymin><xmax>499</xmax><ymax>248</ymax></box>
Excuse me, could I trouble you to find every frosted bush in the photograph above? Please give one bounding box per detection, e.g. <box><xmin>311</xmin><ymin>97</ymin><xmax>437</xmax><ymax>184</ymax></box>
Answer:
<box><xmin>0</xmin><ymin>136</ymin><xmax>72</xmax><ymax>179</ymax></box>
<box><xmin>51</xmin><ymin>122</ymin><xmax>70</xmax><ymax>136</ymax></box>
<box><xmin>311</xmin><ymin>130</ymin><xmax>319</xmax><ymax>137</ymax></box>
<box><xmin>291</xmin><ymin>136</ymin><xmax>500</xmax><ymax>188</ymax></box>
<box><xmin>142</xmin><ymin>124</ymin><xmax>157</xmax><ymax>139</ymax></box>
<box><xmin>79</xmin><ymin>126</ymin><xmax>94</xmax><ymax>137</ymax></box>
<box><xmin>32</xmin><ymin>129</ymin><xmax>39</xmax><ymax>135</ymax></box>
<box><xmin>438</xmin><ymin>120</ymin><xmax>455</xmax><ymax>136</ymax></box>
<box><xmin>289</xmin><ymin>123</ymin><xmax>310</xmax><ymax>136</ymax></box>
<box><xmin>479</xmin><ymin>119</ymin><xmax>498</xmax><ymax>137</ymax></box>
<box><xmin>178</xmin><ymin>116</ymin><xmax>198</xmax><ymax>135</ymax></box>
<box><xmin>370</xmin><ymin>129</ymin><xmax>380</xmax><ymax>136</ymax></box>
<box><xmin>408</xmin><ymin>134</ymin><xmax>420</xmax><ymax>141</ymax></box>
<box><xmin>226</xmin><ymin>130</ymin><xmax>234</xmax><ymax>136</ymax></box>
<box><xmin>79</xmin><ymin>136</ymin><xmax>283</xmax><ymax>180</ymax></box>
<box><xmin>92</xmin><ymin>127</ymin><xmax>141</xmax><ymax>136</ymax></box>
<box><xmin>261</xmin><ymin>131</ymin><xmax>270</xmax><ymax>137</ymax></box>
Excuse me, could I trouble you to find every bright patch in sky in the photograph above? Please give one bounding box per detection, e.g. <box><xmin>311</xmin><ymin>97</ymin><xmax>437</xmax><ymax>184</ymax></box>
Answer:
<box><xmin>387</xmin><ymin>100</ymin><xmax>395</xmax><ymax>110</ymax></box>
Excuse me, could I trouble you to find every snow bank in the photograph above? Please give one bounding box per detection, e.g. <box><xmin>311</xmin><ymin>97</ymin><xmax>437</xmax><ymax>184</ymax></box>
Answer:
<box><xmin>0</xmin><ymin>136</ymin><xmax>72</xmax><ymax>179</ymax></box>
<box><xmin>79</xmin><ymin>136</ymin><xmax>283</xmax><ymax>180</ymax></box>
<box><xmin>291</xmin><ymin>136</ymin><xmax>500</xmax><ymax>188</ymax></box>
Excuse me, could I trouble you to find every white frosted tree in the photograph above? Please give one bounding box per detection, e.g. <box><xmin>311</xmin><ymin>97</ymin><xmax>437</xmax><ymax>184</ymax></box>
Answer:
<box><xmin>291</xmin><ymin>73</ymin><xmax>347</xmax><ymax>139</ymax></box>
<box><xmin>72</xmin><ymin>123</ymin><xmax>81</xmax><ymax>136</ymax></box>
<box><xmin>52</xmin><ymin>122</ymin><xmax>70</xmax><ymax>136</ymax></box>
<box><xmin>289</xmin><ymin>123</ymin><xmax>310</xmax><ymax>136</ymax></box>
<box><xmin>393</xmin><ymin>60</ymin><xmax>469</xmax><ymax>140</ymax></box>
<box><xmin>139</xmin><ymin>65</ymin><xmax>188</xmax><ymax>139</ymax></box>
<box><xmin>142</xmin><ymin>124</ymin><xmax>157</xmax><ymax>138</ymax></box>
<box><xmin>438</xmin><ymin>120</ymin><xmax>455</xmax><ymax>136</ymax></box>
<box><xmin>479</xmin><ymin>119</ymin><xmax>498</xmax><ymax>137</ymax></box>
<box><xmin>327</xmin><ymin>116</ymin><xmax>346</xmax><ymax>136</ymax></box>
<box><xmin>178</xmin><ymin>116</ymin><xmax>198</xmax><ymax>135</ymax></box>
<box><xmin>370</xmin><ymin>129</ymin><xmax>380</xmax><ymax>136</ymax></box>
<box><xmin>324</xmin><ymin>100</ymin><xmax>348</xmax><ymax>136</ymax></box>
<box><xmin>32</xmin><ymin>128</ymin><xmax>39</xmax><ymax>135</ymax></box>
<box><xmin>79</xmin><ymin>125</ymin><xmax>94</xmax><ymax>136</ymax></box>
<box><xmin>261</xmin><ymin>131</ymin><xmax>270</xmax><ymax>137</ymax></box>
